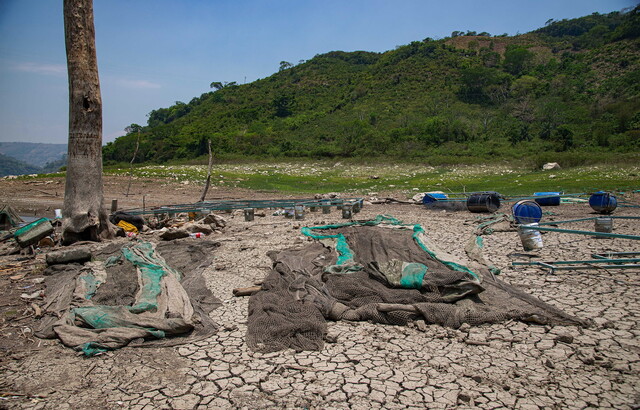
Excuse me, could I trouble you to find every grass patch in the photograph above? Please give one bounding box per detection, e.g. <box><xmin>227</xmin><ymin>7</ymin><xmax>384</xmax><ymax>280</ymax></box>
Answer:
<box><xmin>102</xmin><ymin>161</ymin><xmax>640</xmax><ymax>198</ymax></box>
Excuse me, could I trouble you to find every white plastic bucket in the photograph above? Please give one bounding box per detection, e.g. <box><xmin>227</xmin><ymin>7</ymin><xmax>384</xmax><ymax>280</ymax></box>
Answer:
<box><xmin>594</xmin><ymin>217</ymin><xmax>613</xmax><ymax>233</ymax></box>
<box><xmin>284</xmin><ymin>208</ymin><xmax>294</xmax><ymax>218</ymax></box>
<box><xmin>519</xmin><ymin>223</ymin><xmax>543</xmax><ymax>251</ymax></box>
<box><xmin>342</xmin><ymin>205</ymin><xmax>352</xmax><ymax>219</ymax></box>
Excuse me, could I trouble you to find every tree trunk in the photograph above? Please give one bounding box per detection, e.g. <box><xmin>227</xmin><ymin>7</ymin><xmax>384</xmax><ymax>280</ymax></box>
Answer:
<box><xmin>62</xmin><ymin>0</ymin><xmax>110</xmax><ymax>244</ymax></box>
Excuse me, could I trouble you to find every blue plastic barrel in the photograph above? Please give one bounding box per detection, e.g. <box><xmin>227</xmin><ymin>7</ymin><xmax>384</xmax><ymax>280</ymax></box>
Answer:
<box><xmin>422</xmin><ymin>192</ymin><xmax>448</xmax><ymax>205</ymax></box>
<box><xmin>512</xmin><ymin>200</ymin><xmax>543</xmax><ymax>224</ymax></box>
<box><xmin>534</xmin><ymin>192</ymin><xmax>561</xmax><ymax>206</ymax></box>
<box><xmin>589</xmin><ymin>192</ymin><xmax>617</xmax><ymax>214</ymax></box>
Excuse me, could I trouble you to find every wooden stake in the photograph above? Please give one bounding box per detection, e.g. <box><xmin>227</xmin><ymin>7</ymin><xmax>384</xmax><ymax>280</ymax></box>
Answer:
<box><xmin>199</xmin><ymin>139</ymin><xmax>213</xmax><ymax>202</ymax></box>
<box><xmin>125</xmin><ymin>131</ymin><xmax>140</xmax><ymax>197</ymax></box>
<box><xmin>232</xmin><ymin>285</ymin><xmax>261</xmax><ymax>297</ymax></box>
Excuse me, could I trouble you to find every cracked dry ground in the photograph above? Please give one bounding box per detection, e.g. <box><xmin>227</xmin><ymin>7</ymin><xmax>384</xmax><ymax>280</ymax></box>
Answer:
<box><xmin>1</xmin><ymin>183</ymin><xmax>639</xmax><ymax>409</ymax></box>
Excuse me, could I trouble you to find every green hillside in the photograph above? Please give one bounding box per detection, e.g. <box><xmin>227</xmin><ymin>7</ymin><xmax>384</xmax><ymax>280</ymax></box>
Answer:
<box><xmin>103</xmin><ymin>7</ymin><xmax>640</xmax><ymax>165</ymax></box>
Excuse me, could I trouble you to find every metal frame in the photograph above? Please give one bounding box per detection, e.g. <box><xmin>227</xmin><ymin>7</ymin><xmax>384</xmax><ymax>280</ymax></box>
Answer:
<box><xmin>513</xmin><ymin>216</ymin><xmax>640</xmax><ymax>240</ymax></box>
<box><xmin>119</xmin><ymin>197</ymin><xmax>364</xmax><ymax>217</ymax></box>
<box><xmin>512</xmin><ymin>256</ymin><xmax>640</xmax><ymax>274</ymax></box>
<box><xmin>511</xmin><ymin>221</ymin><xmax>640</xmax><ymax>273</ymax></box>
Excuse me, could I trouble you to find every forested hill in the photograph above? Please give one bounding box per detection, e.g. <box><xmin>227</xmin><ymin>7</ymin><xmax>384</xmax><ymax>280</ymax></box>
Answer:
<box><xmin>0</xmin><ymin>142</ymin><xmax>67</xmax><ymax>168</ymax></box>
<box><xmin>103</xmin><ymin>7</ymin><xmax>640</xmax><ymax>164</ymax></box>
<box><xmin>0</xmin><ymin>153</ymin><xmax>41</xmax><ymax>177</ymax></box>
<box><xmin>0</xmin><ymin>143</ymin><xmax>68</xmax><ymax>177</ymax></box>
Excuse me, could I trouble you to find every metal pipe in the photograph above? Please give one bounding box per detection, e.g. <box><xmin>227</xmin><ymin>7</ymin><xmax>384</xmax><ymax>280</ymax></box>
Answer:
<box><xmin>591</xmin><ymin>252</ymin><xmax>640</xmax><ymax>259</ymax></box>
<box><xmin>545</xmin><ymin>264</ymin><xmax>640</xmax><ymax>271</ymax></box>
<box><xmin>512</xmin><ymin>260</ymin><xmax>640</xmax><ymax>273</ymax></box>
<box><xmin>538</xmin><ymin>262</ymin><xmax>556</xmax><ymax>273</ymax></box>
<box><xmin>537</xmin><ymin>217</ymin><xmax>598</xmax><ymax>225</ymax></box>
<box><xmin>513</xmin><ymin>258</ymin><xmax>640</xmax><ymax>266</ymax></box>
<box><xmin>536</xmin><ymin>216</ymin><xmax>640</xmax><ymax>226</ymax></box>
<box><xmin>531</xmin><ymin>226</ymin><xmax>640</xmax><ymax>240</ymax></box>
<box><xmin>502</xmin><ymin>193</ymin><xmax>588</xmax><ymax>202</ymax></box>
<box><xmin>120</xmin><ymin>197</ymin><xmax>364</xmax><ymax>216</ymax></box>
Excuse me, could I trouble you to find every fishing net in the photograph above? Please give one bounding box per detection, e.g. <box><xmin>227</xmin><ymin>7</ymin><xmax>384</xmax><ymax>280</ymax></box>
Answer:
<box><xmin>247</xmin><ymin>215</ymin><xmax>587</xmax><ymax>353</ymax></box>
<box><xmin>35</xmin><ymin>239</ymin><xmax>221</xmax><ymax>356</ymax></box>
<box><xmin>0</xmin><ymin>205</ymin><xmax>24</xmax><ymax>230</ymax></box>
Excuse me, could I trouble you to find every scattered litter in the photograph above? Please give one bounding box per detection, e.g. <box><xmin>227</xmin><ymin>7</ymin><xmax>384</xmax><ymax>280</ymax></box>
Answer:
<box><xmin>542</xmin><ymin>162</ymin><xmax>561</xmax><ymax>170</ymax></box>
<box><xmin>21</xmin><ymin>290</ymin><xmax>44</xmax><ymax>300</ymax></box>
<box><xmin>31</xmin><ymin>302</ymin><xmax>42</xmax><ymax>317</ymax></box>
<box><xmin>46</xmin><ymin>247</ymin><xmax>92</xmax><ymax>266</ymax></box>
<box><xmin>160</xmin><ymin>229</ymin><xmax>190</xmax><ymax>241</ymax></box>
<box><xmin>116</xmin><ymin>220</ymin><xmax>138</xmax><ymax>234</ymax></box>
<box><xmin>109</xmin><ymin>211</ymin><xmax>145</xmax><ymax>231</ymax></box>
<box><xmin>38</xmin><ymin>236</ymin><xmax>55</xmax><ymax>248</ymax></box>
<box><xmin>14</xmin><ymin>218</ymin><xmax>54</xmax><ymax>248</ymax></box>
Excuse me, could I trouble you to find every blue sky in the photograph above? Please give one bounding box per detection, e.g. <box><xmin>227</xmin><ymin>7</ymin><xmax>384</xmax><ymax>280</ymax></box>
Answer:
<box><xmin>0</xmin><ymin>0</ymin><xmax>635</xmax><ymax>146</ymax></box>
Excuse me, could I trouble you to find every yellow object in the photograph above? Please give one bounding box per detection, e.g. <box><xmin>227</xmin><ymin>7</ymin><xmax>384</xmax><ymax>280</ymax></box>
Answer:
<box><xmin>117</xmin><ymin>220</ymin><xmax>138</xmax><ymax>233</ymax></box>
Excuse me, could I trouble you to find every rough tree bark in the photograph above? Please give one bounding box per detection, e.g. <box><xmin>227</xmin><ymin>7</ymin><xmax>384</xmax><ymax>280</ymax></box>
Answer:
<box><xmin>62</xmin><ymin>0</ymin><xmax>111</xmax><ymax>244</ymax></box>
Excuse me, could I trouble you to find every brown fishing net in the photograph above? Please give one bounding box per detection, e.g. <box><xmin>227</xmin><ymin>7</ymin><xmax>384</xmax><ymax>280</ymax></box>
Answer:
<box><xmin>36</xmin><ymin>240</ymin><xmax>221</xmax><ymax>355</ymax></box>
<box><xmin>247</xmin><ymin>217</ymin><xmax>587</xmax><ymax>353</ymax></box>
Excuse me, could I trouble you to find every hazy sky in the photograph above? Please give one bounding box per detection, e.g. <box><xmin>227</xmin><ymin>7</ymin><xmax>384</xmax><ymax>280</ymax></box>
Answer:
<box><xmin>0</xmin><ymin>0</ymin><xmax>635</xmax><ymax>145</ymax></box>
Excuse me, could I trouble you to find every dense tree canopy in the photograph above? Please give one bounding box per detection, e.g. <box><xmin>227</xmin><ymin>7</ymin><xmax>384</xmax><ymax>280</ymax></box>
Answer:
<box><xmin>104</xmin><ymin>7</ymin><xmax>640</xmax><ymax>164</ymax></box>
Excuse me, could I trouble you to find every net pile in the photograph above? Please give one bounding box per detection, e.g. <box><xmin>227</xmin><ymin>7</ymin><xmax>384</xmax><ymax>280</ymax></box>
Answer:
<box><xmin>247</xmin><ymin>216</ymin><xmax>586</xmax><ymax>353</ymax></box>
<box><xmin>36</xmin><ymin>240</ymin><xmax>221</xmax><ymax>356</ymax></box>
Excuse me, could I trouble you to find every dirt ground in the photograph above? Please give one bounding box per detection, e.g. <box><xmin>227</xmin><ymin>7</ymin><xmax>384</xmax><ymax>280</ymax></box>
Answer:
<box><xmin>0</xmin><ymin>175</ymin><xmax>639</xmax><ymax>409</ymax></box>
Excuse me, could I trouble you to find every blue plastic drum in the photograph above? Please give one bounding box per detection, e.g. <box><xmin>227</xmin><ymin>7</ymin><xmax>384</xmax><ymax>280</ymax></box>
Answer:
<box><xmin>534</xmin><ymin>192</ymin><xmax>561</xmax><ymax>206</ymax></box>
<box><xmin>422</xmin><ymin>192</ymin><xmax>448</xmax><ymax>205</ymax></box>
<box><xmin>589</xmin><ymin>192</ymin><xmax>617</xmax><ymax>214</ymax></box>
<box><xmin>512</xmin><ymin>200</ymin><xmax>543</xmax><ymax>224</ymax></box>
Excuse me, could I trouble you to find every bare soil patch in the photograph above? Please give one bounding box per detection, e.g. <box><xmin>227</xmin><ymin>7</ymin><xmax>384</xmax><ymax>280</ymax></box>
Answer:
<box><xmin>0</xmin><ymin>176</ymin><xmax>638</xmax><ymax>409</ymax></box>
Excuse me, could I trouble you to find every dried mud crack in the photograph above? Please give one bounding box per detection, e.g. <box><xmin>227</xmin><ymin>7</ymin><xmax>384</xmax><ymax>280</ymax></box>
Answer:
<box><xmin>0</xmin><ymin>177</ymin><xmax>638</xmax><ymax>409</ymax></box>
